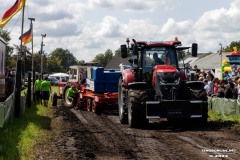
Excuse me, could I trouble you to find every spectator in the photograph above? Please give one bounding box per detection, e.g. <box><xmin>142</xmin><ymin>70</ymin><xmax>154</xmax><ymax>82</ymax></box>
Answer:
<box><xmin>206</xmin><ymin>75</ymin><xmax>214</xmax><ymax>96</ymax></box>
<box><xmin>5</xmin><ymin>67</ymin><xmax>15</xmax><ymax>97</ymax></box>
<box><xmin>213</xmin><ymin>77</ymin><xmax>220</xmax><ymax>95</ymax></box>
<box><xmin>35</xmin><ymin>75</ymin><xmax>42</xmax><ymax>104</ymax></box>
<box><xmin>237</xmin><ymin>68</ymin><xmax>240</xmax><ymax>77</ymax></box>
<box><xmin>224</xmin><ymin>78</ymin><xmax>237</xmax><ymax>99</ymax></box>
<box><xmin>238</xmin><ymin>79</ymin><xmax>240</xmax><ymax>100</ymax></box>
<box><xmin>207</xmin><ymin>70</ymin><xmax>214</xmax><ymax>81</ymax></box>
<box><xmin>233</xmin><ymin>76</ymin><xmax>239</xmax><ymax>87</ymax></box>
<box><xmin>203</xmin><ymin>79</ymin><xmax>210</xmax><ymax>95</ymax></box>
<box><xmin>216</xmin><ymin>80</ymin><xmax>225</xmax><ymax>98</ymax></box>
<box><xmin>40</xmin><ymin>77</ymin><xmax>52</xmax><ymax>107</ymax></box>
<box><xmin>223</xmin><ymin>71</ymin><xmax>230</xmax><ymax>84</ymax></box>
<box><xmin>198</xmin><ymin>76</ymin><xmax>204</xmax><ymax>81</ymax></box>
<box><xmin>193</xmin><ymin>65</ymin><xmax>200</xmax><ymax>73</ymax></box>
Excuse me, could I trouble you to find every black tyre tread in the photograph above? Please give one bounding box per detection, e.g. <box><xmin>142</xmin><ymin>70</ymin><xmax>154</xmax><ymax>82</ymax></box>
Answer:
<box><xmin>52</xmin><ymin>92</ymin><xmax>58</xmax><ymax>107</ymax></box>
<box><xmin>128</xmin><ymin>88</ymin><xmax>148</xmax><ymax>128</ymax></box>
<box><xmin>118</xmin><ymin>77</ymin><xmax>128</xmax><ymax>124</ymax></box>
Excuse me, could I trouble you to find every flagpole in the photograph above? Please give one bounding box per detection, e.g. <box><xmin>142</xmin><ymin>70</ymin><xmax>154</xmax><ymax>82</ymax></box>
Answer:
<box><xmin>219</xmin><ymin>43</ymin><xmax>222</xmax><ymax>67</ymax></box>
<box><xmin>15</xmin><ymin>3</ymin><xmax>25</xmax><ymax>118</ymax></box>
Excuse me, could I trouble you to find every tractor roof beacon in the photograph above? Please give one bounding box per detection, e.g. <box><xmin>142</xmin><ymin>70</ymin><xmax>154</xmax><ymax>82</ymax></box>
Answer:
<box><xmin>118</xmin><ymin>38</ymin><xmax>208</xmax><ymax>128</ymax></box>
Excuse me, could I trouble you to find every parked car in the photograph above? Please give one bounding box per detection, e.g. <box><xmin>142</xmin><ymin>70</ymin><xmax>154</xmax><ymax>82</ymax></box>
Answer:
<box><xmin>48</xmin><ymin>77</ymin><xmax>59</xmax><ymax>86</ymax></box>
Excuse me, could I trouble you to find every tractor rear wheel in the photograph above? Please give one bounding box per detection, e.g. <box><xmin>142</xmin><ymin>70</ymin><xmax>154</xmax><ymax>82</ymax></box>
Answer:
<box><xmin>127</xmin><ymin>88</ymin><xmax>148</xmax><ymax>128</ymax></box>
<box><xmin>118</xmin><ymin>77</ymin><xmax>128</xmax><ymax>124</ymax></box>
<box><xmin>62</xmin><ymin>84</ymin><xmax>72</xmax><ymax>107</ymax></box>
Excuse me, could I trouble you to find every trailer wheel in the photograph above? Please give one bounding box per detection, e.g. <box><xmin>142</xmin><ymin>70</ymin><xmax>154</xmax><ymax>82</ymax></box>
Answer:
<box><xmin>128</xmin><ymin>88</ymin><xmax>148</xmax><ymax>128</ymax></box>
<box><xmin>92</xmin><ymin>101</ymin><xmax>101</xmax><ymax>115</ymax></box>
<box><xmin>52</xmin><ymin>92</ymin><xmax>58</xmax><ymax>107</ymax></box>
<box><xmin>118</xmin><ymin>77</ymin><xmax>128</xmax><ymax>124</ymax></box>
<box><xmin>62</xmin><ymin>83</ymin><xmax>72</xmax><ymax>107</ymax></box>
<box><xmin>87</xmin><ymin>99</ymin><xmax>92</xmax><ymax>112</ymax></box>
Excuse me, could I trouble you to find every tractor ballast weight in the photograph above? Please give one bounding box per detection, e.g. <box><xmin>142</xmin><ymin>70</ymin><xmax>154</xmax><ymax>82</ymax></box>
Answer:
<box><xmin>118</xmin><ymin>38</ymin><xmax>208</xmax><ymax>128</ymax></box>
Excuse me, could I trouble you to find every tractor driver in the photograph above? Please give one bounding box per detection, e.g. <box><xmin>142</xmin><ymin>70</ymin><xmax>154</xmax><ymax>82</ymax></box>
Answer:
<box><xmin>79</xmin><ymin>71</ymin><xmax>86</xmax><ymax>85</ymax></box>
<box><xmin>67</xmin><ymin>84</ymin><xmax>79</xmax><ymax>108</ymax></box>
<box><xmin>153</xmin><ymin>52</ymin><xmax>164</xmax><ymax>65</ymax></box>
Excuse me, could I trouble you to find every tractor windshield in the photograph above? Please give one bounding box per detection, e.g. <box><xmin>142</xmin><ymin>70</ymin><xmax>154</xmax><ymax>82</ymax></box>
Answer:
<box><xmin>144</xmin><ymin>47</ymin><xmax>178</xmax><ymax>67</ymax></box>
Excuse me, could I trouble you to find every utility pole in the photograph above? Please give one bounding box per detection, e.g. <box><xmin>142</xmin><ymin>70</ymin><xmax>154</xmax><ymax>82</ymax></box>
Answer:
<box><xmin>40</xmin><ymin>34</ymin><xmax>46</xmax><ymax>79</ymax></box>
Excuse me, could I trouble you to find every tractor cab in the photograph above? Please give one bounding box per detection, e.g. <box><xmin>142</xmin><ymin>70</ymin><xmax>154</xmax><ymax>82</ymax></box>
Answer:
<box><xmin>120</xmin><ymin>38</ymin><xmax>197</xmax><ymax>83</ymax></box>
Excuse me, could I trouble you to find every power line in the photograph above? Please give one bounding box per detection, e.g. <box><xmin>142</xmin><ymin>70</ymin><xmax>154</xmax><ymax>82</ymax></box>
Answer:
<box><xmin>9</xmin><ymin>12</ymin><xmax>21</xmax><ymax>33</ymax></box>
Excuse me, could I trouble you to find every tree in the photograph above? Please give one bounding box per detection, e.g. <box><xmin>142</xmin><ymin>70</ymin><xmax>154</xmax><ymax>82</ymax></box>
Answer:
<box><xmin>223</xmin><ymin>40</ymin><xmax>240</xmax><ymax>52</ymax></box>
<box><xmin>0</xmin><ymin>30</ymin><xmax>14</xmax><ymax>67</ymax></box>
<box><xmin>49</xmin><ymin>48</ymin><xmax>78</xmax><ymax>72</ymax></box>
<box><xmin>47</xmin><ymin>56</ymin><xmax>64</xmax><ymax>73</ymax></box>
<box><xmin>93</xmin><ymin>49</ymin><xmax>113</xmax><ymax>67</ymax></box>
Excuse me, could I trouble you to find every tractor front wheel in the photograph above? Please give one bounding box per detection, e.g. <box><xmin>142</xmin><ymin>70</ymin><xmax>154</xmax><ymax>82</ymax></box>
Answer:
<box><xmin>118</xmin><ymin>77</ymin><xmax>128</xmax><ymax>124</ymax></box>
<box><xmin>127</xmin><ymin>88</ymin><xmax>148</xmax><ymax>128</ymax></box>
<box><xmin>62</xmin><ymin>84</ymin><xmax>72</xmax><ymax>107</ymax></box>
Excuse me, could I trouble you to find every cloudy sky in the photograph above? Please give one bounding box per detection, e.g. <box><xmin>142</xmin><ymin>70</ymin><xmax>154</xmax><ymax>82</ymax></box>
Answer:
<box><xmin>0</xmin><ymin>0</ymin><xmax>239</xmax><ymax>61</ymax></box>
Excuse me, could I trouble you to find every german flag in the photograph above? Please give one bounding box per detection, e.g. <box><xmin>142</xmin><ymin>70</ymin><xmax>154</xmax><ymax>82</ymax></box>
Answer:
<box><xmin>19</xmin><ymin>26</ymin><xmax>32</xmax><ymax>45</ymax></box>
<box><xmin>0</xmin><ymin>0</ymin><xmax>26</xmax><ymax>28</ymax></box>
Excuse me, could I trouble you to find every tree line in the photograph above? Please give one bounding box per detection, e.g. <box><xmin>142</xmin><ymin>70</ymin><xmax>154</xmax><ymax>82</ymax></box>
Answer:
<box><xmin>0</xmin><ymin>30</ymin><xmax>128</xmax><ymax>74</ymax></box>
<box><xmin>1</xmin><ymin>29</ymin><xmax>240</xmax><ymax>74</ymax></box>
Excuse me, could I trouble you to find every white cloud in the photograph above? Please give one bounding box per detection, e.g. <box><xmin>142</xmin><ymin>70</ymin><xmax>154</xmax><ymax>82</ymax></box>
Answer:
<box><xmin>87</xmin><ymin>0</ymin><xmax>172</xmax><ymax>11</ymax></box>
<box><xmin>1</xmin><ymin>0</ymin><xmax>240</xmax><ymax>63</ymax></box>
<box><xmin>96</xmin><ymin>16</ymin><xmax>122</xmax><ymax>37</ymax></box>
<box><xmin>193</xmin><ymin>0</ymin><xmax>240</xmax><ymax>51</ymax></box>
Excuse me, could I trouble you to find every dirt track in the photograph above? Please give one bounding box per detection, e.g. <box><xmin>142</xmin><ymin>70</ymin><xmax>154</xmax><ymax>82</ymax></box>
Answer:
<box><xmin>33</xmin><ymin>105</ymin><xmax>240</xmax><ymax>160</ymax></box>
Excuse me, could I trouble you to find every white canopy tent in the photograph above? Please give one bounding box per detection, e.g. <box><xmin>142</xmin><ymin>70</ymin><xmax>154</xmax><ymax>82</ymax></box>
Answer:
<box><xmin>49</xmin><ymin>73</ymin><xmax>69</xmax><ymax>77</ymax></box>
<box><xmin>48</xmin><ymin>73</ymin><xmax>69</xmax><ymax>82</ymax></box>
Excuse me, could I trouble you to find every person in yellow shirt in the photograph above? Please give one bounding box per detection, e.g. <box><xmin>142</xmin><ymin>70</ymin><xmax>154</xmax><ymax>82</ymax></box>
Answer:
<box><xmin>40</xmin><ymin>77</ymin><xmax>52</xmax><ymax>107</ymax></box>
<box><xmin>67</xmin><ymin>84</ymin><xmax>79</xmax><ymax>108</ymax></box>
<box><xmin>35</xmin><ymin>75</ymin><xmax>42</xmax><ymax>104</ymax></box>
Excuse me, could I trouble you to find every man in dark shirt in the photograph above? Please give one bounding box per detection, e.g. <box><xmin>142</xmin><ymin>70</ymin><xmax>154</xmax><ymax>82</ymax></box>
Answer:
<box><xmin>193</xmin><ymin>65</ymin><xmax>200</xmax><ymax>73</ymax></box>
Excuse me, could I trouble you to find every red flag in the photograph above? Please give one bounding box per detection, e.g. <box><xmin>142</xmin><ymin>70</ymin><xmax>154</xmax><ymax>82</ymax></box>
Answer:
<box><xmin>0</xmin><ymin>0</ymin><xmax>26</xmax><ymax>28</ymax></box>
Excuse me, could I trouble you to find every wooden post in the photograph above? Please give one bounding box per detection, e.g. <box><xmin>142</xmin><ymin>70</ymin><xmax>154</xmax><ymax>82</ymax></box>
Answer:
<box><xmin>27</xmin><ymin>72</ymin><xmax>31</xmax><ymax>107</ymax></box>
<box><xmin>15</xmin><ymin>60</ymin><xmax>22</xmax><ymax>117</ymax></box>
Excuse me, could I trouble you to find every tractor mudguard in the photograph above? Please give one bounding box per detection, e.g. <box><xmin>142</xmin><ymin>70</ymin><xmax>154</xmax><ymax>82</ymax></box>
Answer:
<box><xmin>146</xmin><ymin>100</ymin><xmax>208</xmax><ymax>119</ymax></box>
<box><xmin>122</xmin><ymin>69</ymin><xmax>134</xmax><ymax>86</ymax></box>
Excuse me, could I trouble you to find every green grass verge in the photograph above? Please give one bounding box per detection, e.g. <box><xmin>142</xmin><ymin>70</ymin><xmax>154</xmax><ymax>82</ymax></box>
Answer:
<box><xmin>208</xmin><ymin>110</ymin><xmax>240</xmax><ymax>124</ymax></box>
<box><xmin>0</xmin><ymin>101</ymin><xmax>52</xmax><ymax>160</ymax></box>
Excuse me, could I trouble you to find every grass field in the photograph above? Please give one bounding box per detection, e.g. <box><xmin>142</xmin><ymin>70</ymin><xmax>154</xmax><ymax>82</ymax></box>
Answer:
<box><xmin>208</xmin><ymin>110</ymin><xmax>240</xmax><ymax>123</ymax></box>
<box><xmin>0</xmin><ymin>87</ymin><xmax>58</xmax><ymax>160</ymax></box>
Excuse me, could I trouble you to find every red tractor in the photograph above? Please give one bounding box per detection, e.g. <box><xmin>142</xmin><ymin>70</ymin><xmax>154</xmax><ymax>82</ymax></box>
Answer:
<box><xmin>118</xmin><ymin>38</ymin><xmax>208</xmax><ymax>128</ymax></box>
